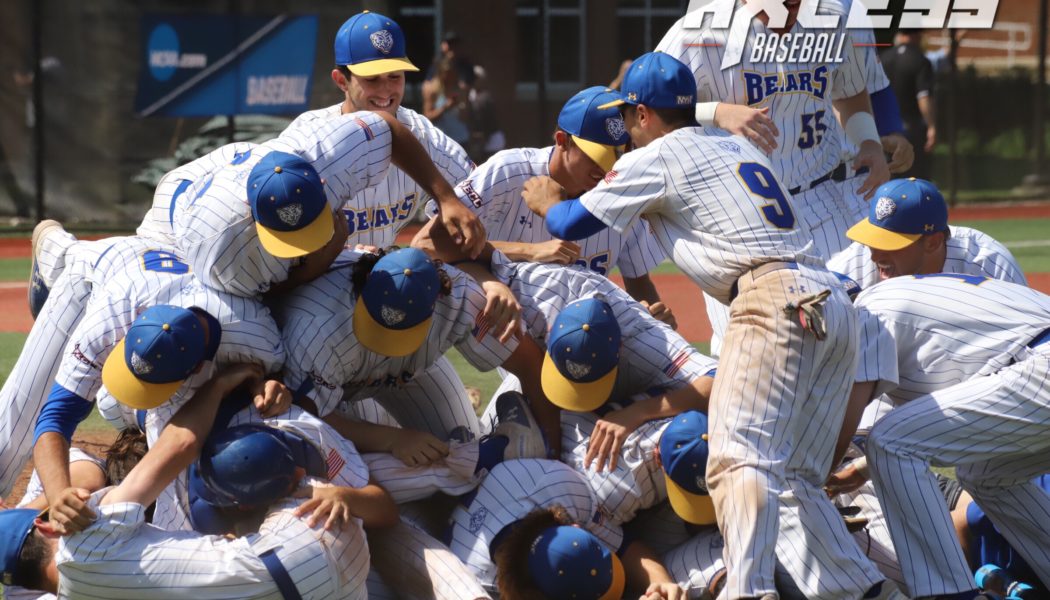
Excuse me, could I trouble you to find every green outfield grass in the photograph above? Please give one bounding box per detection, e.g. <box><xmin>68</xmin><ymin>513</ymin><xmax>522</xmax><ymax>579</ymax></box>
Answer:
<box><xmin>0</xmin><ymin>258</ymin><xmax>29</xmax><ymax>282</ymax></box>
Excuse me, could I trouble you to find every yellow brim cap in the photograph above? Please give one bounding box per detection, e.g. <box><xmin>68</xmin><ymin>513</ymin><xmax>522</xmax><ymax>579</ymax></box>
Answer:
<box><xmin>540</xmin><ymin>353</ymin><xmax>617</xmax><ymax>412</ymax></box>
<box><xmin>596</xmin><ymin>99</ymin><xmax>626</xmax><ymax>110</ymax></box>
<box><xmin>845</xmin><ymin>218</ymin><xmax>921</xmax><ymax>252</ymax></box>
<box><xmin>353</xmin><ymin>295</ymin><xmax>432</xmax><ymax>357</ymax></box>
<box><xmin>101</xmin><ymin>337</ymin><xmax>186</xmax><ymax>410</ymax></box>
<box><xmin>345</xmin><ymin>57</ymin><xmax>420</xmax><ymax>77</ymax></box>
<box><xmin>598</xmin><ymin>552</ymin><xmax>627</xmax><ymax>600</ymax></box>
<box><xmin>256</xmin><ymin>206</ymin><xmax>334</xmax><ymax>259</ymax></box>
<box><xmin>665</xmin><ymin>474</ymin><xmax>717</xmax><ymax>525</ymax></box>
<box><xmin>572</xmin><ymin>135</ymin><xmax>621</xmax><ymax>172</ymax></box>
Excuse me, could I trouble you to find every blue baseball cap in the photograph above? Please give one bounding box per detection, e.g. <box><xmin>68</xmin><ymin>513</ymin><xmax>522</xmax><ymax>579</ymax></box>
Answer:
<box><xmin>194</xmin><ymin>424</ymin><xmax>300</xmax><ymax>509</ymax></box>
<box><xmin>0</xmin><ymin>509</ymin><xmax>40</xmax><ymax>587</ymax></box>
<box><xmin>334</xmin><ymin>11</ymin><xmax>419</xmax><ymax>77</ymax></box>
<box><xmin>248</xmin><ymin>151</ymin><xmax>332</xmax><ymax>259</ymax></box>
<box><xmin>558</xmin><ymin>86</ymin><xmax>629</xmax><ymax>172</ymax></box>
<box><xmin>847</xmin><ymin>178</ymin><xmax>948</xmax><ymax>251</ymax></box>
<box><xmin>353</xmin><ymin>248</ymin><xmax>441</xmax><ymax>357</ymax></box>
<box><xmin>102</xmin><ymin>305</ymin><xmax>221</xmax><ymax>410</ymax></box>
<box><xmin>598</xmin><ymin>52</ymin><xmax>696</xmax><ymax>111</ymax></box>
<box><xmin>541</xmin><ymin>298</ymin><xmax>621</xmax><ymax>412</ymax></box>
<box><xmin>659</xmin><ymin>411</ymin><xmax>716</xmax><ymax>525</ymax></box>
<box><xmin>527</xmin><ymin>526</ymin><xmax>626</xmax><ymax>600</ymax></box>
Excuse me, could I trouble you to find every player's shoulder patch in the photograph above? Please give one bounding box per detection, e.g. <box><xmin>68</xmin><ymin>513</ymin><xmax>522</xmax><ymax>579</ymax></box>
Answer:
<box><xmin>717</xmin><ymin>140</ymin><xmax>742</xmax><ymax>154</ymax></box>
<box><xmin>457</xmin><ymin>179</ymin><xmax>483</xmax><ymax>208</ymax></box>
<box><xmin>468</xmin><ymin>506</ymin><xmax>489</xmax><ymax>534</ymax></box>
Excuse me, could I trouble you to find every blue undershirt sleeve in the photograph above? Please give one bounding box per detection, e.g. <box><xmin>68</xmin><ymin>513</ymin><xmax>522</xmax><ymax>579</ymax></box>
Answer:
<box><xmin>34</xmin><ymin>383</ymin><xmax>94</xmax><ymax>444</ymax></box>
<box><xmin>870</xmin><ymin>86</ymin><xmax>904</xmax><ymax>136</ymax></box>
<box><xmin>545</xmin><ymin>199</ymin><xmax>609</xmax><ymax>241</ymax></box>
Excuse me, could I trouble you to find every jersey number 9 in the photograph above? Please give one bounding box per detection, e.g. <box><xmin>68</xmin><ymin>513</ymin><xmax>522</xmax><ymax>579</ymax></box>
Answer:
<box><xmin>738</xmin><ymin>163</ymin><xmax>795</xmax><ymax>229</ymax></box>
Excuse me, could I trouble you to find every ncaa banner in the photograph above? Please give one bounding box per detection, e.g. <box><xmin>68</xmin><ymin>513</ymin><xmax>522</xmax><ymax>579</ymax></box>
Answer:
<box><xmin>135</xmin><ymin>14</ymin><xmax>318</xmax><ymax>117</ymax></box>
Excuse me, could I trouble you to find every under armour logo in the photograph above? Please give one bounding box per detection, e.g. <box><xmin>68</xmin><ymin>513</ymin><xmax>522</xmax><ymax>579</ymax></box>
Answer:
<box><xmin>924</xmin><ymin>224</ymin><xmax>935</xmax><ymax>232</ymax></box>
<box><xmin>130</xmin><ymin>352</ymin><xmax>154</xmax><ymax>376</ymax></box>
<box><xmin>380</xmin><ymin>305</ymin><xmax>406</xmax><ymax>326</ymax></box>
<box><xmin>627</xmin><ymin>92</ymin><xmax>638</xmax><ymax>102</ymax></box>
<box><xmin>874</xmin><ymin>197</ymin><xmax>896</xmax><ymax>221</ymax></box>
<box><xmin>276</xmin><ymin>203</ymin><xmax>303</xmax><ymax>227</ymax></box>
<box><xmin>369</xmin><ymin>30</ymin><xmax>394</xmax><ymax>54</ymax></box>
<box><xmin>564</xmin><ymin>359</ymin><xmax>592</xmax><ymax>380</ymax></box>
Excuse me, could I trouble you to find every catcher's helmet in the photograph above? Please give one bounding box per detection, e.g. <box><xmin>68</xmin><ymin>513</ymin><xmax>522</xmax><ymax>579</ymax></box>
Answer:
<box><xmin>196</xmin><ymin>424</ymin><xmax>298</xmax><ymax>508</ymax></box>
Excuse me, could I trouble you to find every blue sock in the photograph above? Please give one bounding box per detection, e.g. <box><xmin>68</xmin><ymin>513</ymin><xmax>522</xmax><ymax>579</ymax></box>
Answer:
<box><xmin>863</xmin><ymin>583</ymin><xmax>884</xmax><ymax>599</ymax></box>
<box><xmin>475</xmin><ymin>435</ymin><xmax>509</xmax><ymax>474</ymax></box>
<box><xmin>920</xmin><ymin>591</ymin><xmax>982</xmax><ymax>600</ymax></box>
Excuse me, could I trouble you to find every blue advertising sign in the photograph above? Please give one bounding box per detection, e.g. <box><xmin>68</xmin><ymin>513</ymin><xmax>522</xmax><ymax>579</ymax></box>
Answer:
<box><xmin>136</xmin><ymin>14</ymin><xmax>318</xmax><ymax>117</ymax></box>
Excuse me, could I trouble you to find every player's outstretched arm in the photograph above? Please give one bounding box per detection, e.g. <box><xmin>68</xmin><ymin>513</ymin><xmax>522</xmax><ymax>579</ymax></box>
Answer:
<box><xmin>374</xmin><ymin>111</ymin><xmax>485</xmax><ymax>258</ymax></box>
<box><xmin>321</xmin><ymin>411</ymin><xmax>450</xmax><ymax>466</ymax></box>
<box><xmin>293</xmin><ymin>478</ymin><xmax>399</xmax><ymax>530</ymax></box>
<box><xmin>501</xmin><ymin>334</ymin><xmax>562</xmax><ymax>458</ymax></box>
<box><xmin>829</xmin><ymin>379</ymin><xmax>877</xmax><ymax>477</ymax></box>
<box><xmin>708</xmin><ymin>103</ymin><xmax>779</xmax><ymax>155</ymax></box>
<box><xmin>620</xmin><ymin>539</ymin><xmax>685</xmax><ymax>600</ymax></box>
<box><xmin>623</xmin><ymin>275</ymin><xmax>677</xmax><ymax>330</ymax></box>
<box><xmin>834</xmin><ymin>91</ymin><xmax>890</xmax><ymax>199</ymax></box>
<box><xmin>101</xmin><ymin>364</ymin><xmax>264</xmax><ymax>508</ymax></box>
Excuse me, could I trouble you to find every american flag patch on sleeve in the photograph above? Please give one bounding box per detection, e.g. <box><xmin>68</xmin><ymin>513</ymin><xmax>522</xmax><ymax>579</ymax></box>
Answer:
<box><xmin>353</xmin><ymin>118</ymin><xmax>375</xmax><ymax>141</ymax></box>
<box><xmin>663</xmin><ymin>349</ymin><xmax>690</xmax><ymax>378</ymax></box>
<box><xmin>326</xmin><ymin>448</ymin><xmax>346</xmax><ymax>480</ymax></box>
<box><xmin>472</xmin><ymin>317</ymin><xmax>491</xmax><ymax>342</ymax></box>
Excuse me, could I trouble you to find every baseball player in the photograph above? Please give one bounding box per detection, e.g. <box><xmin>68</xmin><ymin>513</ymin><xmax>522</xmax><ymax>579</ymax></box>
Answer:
<box><xmin>7</xmin><ymin>237</ymin><xmax>286</xmax><ymax>535</ymax></box>
<box><xmin>525</xmin><ymin>51</ymin><xmax>888</xmax><ymax>599</ymax></box>
<box><xmin>828</xmin><ymin>178</ymin><xmax>1026</xmax><ymax>288</ymax></box>
<box><xmin>657</xmin><ymin>0</ymin><xmax>892</xmax><ymax>357</ymax></box>
<box><xmin>285</xmin><ymin>11</ymin><xmax>480</xmax><ymax>252</ymax></box>
<box><xmin>275</xmin><ymin>247</ymin><xmax>552</xmax><ymax>449</ymax></box>
<box><xmin>846</xmin><ymin>275</ymin><xmax>1050</xmax><ymax>598</ymax></box>
<box><xmin>413</xmin><ymin>86</ymin><xmax>672</xmax><ymax>323</ymax></box>
<box><xmin>447</xmin><ymin>458</ymin><xmax>682</xmax><ymax>598</ymax></box>
<box><xmin>1</xmin><ymin>364</ymin><xmax>388</xmax><ymax>599</ymax></box>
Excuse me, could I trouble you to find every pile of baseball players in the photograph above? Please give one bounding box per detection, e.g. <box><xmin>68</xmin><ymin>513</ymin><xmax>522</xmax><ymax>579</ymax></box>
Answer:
<box><xmin>1</xmin><ymin>5</ymin><xmax>1048</xmax><ymax>600</ymax></box>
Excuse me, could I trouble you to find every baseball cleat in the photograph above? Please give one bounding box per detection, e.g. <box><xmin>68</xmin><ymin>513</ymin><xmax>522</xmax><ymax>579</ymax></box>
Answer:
<box><xmin>491</xmin><ymin>391</ymin><xmax>547</xmax><ymax>460</ymax></box>
<box><xmin>28</xmin><ymin>219</ymin><xmax>63</xmax><ymax>319</ymax></box>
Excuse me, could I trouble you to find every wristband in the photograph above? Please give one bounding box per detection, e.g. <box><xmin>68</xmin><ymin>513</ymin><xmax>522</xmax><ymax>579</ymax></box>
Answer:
<box><xmin>695</xmin><ymin>102</ymin><xmax>719</xmax><ymax>127</ymax></box>
<box><xmin>845</xmin><ymin>111</ymin><xmax>880</xmax><ymax>147</ymax></box>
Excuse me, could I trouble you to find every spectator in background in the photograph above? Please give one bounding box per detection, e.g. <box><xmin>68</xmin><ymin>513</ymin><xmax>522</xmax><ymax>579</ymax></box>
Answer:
<box><xmin>426</xmin><ymin>30</ymin><xmax>476</xmax><ymax>87</ymax></box>
<box><xmin>882</xmin><ymin>30</ymin><xmax>936</xmax><ymax>179</ymax></box>
<box><xmin>423</xmin><ymin>57</ymin><xmax>472</xmax><ymax>151</ymax></box>
<box><xmin>468</xmin><ymin>65</ymin><xmax>504</xmax><ymax>161</ymax></box>
<box><xmin>608</xmin><ymin>59</ymin><xmax>633</xmax><ymax>91</ymax></box>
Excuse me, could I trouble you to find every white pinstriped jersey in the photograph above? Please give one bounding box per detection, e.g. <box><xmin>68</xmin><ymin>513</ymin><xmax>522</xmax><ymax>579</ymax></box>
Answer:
<box><xmin>561</xmin><ymin>412</ymin><xmax>672</xmax><ymax>525</ymax></box>
<box><xmin>287</xmin><ymin>104</ymin><xmax>475</xmax><ymax>247</ymax></box>
<box><xmin>448</xmin><ymin>459</ymin><xmax>625</xmax><ymax>589</ymax></box>
<box><xmin>855</xmin><ymin>275</ymin><xmax>1050</xmax><ymax>404</ymax></box>
<box><xmin>16</xmin><ymin>448</ymin><xmax>104</xmax><ymax>508</ymax></box>
<box><xmin>172</xmin><ymin>111</ymin><xmax>393</xmax><ymax>297</ymax></box>
<box><xmin>579</xmin><ymin>127</ymin><xmax>822</xmax><ymax>304</ymax></box>
<box><xmin>275</xmin><ymin>252</ymin><xmax>515</xmax><ymax>417</ymax></box>
<box><xmin>827</xmin><ymin>225</ymin><xmax>1027</xmax><ymax>290</ymax></box>
<box><xmin>426</xmin><ymin>146</ymin><xmax>663</xmax><ymax>278</ymax></box>
<box><xmin>490</xmin><ymin>253</ymin><xmax>716</xmax><ymax>401</ymax></box>
<box><xmin>57</xmin><ymin>481</ymin><xmax>370</xmax><ymax>600</ymax></box>
<box><xmin>656</xmin><ymin>0</ymin><xmax>870</xmax><ymax>189</ymax></box>
<box><xmin>50</xmin><ymin>242</ymin><xmax>284</xmax><ymax>437</ymax></box>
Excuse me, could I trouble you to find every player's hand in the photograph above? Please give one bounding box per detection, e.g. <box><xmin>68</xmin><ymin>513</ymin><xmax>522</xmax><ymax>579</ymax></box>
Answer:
<box><xmin>852</xmin><ymin>140</ymin><xmax>891</xmax><ymax>200</ymax></box>
<box><xmin>293</xmin><ymin>482</ymin><xmax>353</xmax><ymax>531</ymax></box>
<box><xmin>214</xmin><ymin>363</ymin><xmax>266</xmax><ymax>396</ymax></box>
<box><xmin>391</xmin><ymin>429</ymin><xmax>450</xmax><ymax>467</ymax></box>
<box><xmin>353</xmin><ymin>243</ymin><xmax>380</xmax><ymax>254</ymax></box>
<box><xmin>299</xmin><ymin>208</ymin><xmax>350</xmax><ymax>277</ymax></box>
<box><xmin>824</xmin><ymin>458</ymin><xmax>870</xmax><ymax>497</ymax></box>
<box><xmin>522</xmin><ymin>176</ymin><xmax>567</xmax><ymax>218</ymax></box>
<box><xmin>641</xmin><ymin>582</ymin><xmax>686</xmax><ymax>600</ymax></box>
<box><xmin>251</xmin><ymin>378</ymin><xmax>292</xmax><ymax>418</ymax></box>
<box><xmin>528</xmin><ymin>239</ymin><xmax>581</xmax><ymax>265</ymax></box>
<box><xmin>640</xmin><ymin>300</ymin><xmax>677</xmax><ymax>330</ymax></box>
<box><xmin>925</xmin><ymin>126</ymin><xmax>937</xmax><ymax>153</ymax></box>
<box><xmin>585</xmin><ymin>408</ymin><xmax>642</xmax><ymax>473</ymax></box>
<box><xmin>479</xmin><ymin>280</ymin><xmax>522</xmax><ymax>344</ymax></box>
<box><xmin>439</xmin><ymin>200</ymin><xmax>486</xmax><ymax>259</ymax></box>
<box><xmin>714</xmin><ymin>104</ymin><xmax>779</xmax><ymax>154</ymax></box>
<box><xmin>46</xmin><ymin>487</ymin><xmax>96</xmax><ymax>535</ymax></box>
<box><xmin>881</xmin><ymin>133</ymin><xmax>915</xmax><ymax>174</ymax></box>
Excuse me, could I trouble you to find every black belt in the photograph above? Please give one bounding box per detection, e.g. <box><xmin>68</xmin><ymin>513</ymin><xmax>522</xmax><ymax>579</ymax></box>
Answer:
<box><xmin>788</xmin><ymin>163</ymin><xmax>869</xmax><ymax>196</ymax></box>
<box><xmin>728</xmin><ymin>261</ymin><xmax>799</xmax><ymax>303</ymax></box>
<box><xmin>260</xmin><ymin>549</ymin><xmax>303</xmax><ymax>600</ymax></box>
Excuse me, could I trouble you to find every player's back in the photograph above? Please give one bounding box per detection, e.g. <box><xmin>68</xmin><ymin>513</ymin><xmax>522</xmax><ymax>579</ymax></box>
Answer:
<box><xmin>856</xmin><ymin>274</ymin><xmax>1050</xmax><ymax>402</ymax></box>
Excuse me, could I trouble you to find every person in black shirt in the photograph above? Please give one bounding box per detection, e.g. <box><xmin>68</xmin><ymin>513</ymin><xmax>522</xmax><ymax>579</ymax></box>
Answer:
<box><xmin>881</xmin><ymin>30</ymin><xmax>936</xmax><ymax>179</ymax></box>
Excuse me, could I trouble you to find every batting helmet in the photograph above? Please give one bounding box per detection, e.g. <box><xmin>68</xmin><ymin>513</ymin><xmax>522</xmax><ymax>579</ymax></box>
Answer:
<box><xmin>195</xmin><ymin>424</ymin><xmax>299</xmax><ymax>508</ymax></box>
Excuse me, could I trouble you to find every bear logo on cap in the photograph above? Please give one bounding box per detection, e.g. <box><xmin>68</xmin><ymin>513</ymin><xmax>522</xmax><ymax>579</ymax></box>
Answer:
<box><xmin>565</xmin><ymin>360</ymin><xmax>592</xmax><ymax>380</ymax></box>
<box><xmin>276</xmin><ymin>203</ymin><xmax>304</xmax><ymax>227</ymax></box>
<box><xmin>370</xmin><ymin>30</ymin><xmax>394</xmax><ymax>54</ymax></box>
<box><xmin>380</xmin><ymin>305</ymin><xmax>406</xmax><ymax>326</ymax></box>
<box><xmin>130</xmin><ymin>352</ymin><xmax>154</xmax><ymax>376</ymax></box>
<box><xmin>874</xmin><ymin>197</ymin><xmax>896</xmax><ymax>221</ymax></box>
<box><xmin>605</xmin><ymin>116</ymin><xmax>626</xmax><ymax>140</ymax></box>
